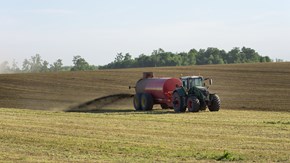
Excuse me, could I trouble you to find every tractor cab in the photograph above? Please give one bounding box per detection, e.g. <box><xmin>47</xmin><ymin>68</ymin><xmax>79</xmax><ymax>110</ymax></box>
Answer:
<box><xmin>180</xmin><ymin>76</ymin><xmax>212</xmax><ymax>91</ymax></box>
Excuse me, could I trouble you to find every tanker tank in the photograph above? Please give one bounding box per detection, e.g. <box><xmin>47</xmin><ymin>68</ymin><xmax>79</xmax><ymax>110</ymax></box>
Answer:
<box><xmin>132</xmin><ymin>72</ymin><xmax>182</xmax><ymax>110</ymax></box>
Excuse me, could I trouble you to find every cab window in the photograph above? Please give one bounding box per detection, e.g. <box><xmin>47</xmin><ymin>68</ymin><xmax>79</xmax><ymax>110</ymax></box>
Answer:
<box><xmin>190</xmin><ymin>78</ymin><xmax>203</xmax><ymax>87</ymax></box>
<box><xmin>182</xmin><ymin>79</ymin><xmax>187</xmax><ymax>88</ymax></box>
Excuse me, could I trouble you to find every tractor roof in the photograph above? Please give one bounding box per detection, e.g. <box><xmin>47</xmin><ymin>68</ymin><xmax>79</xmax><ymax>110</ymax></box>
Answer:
<box><xmin>180</xmin><ymin>76</ymin><xmax>203</xmax><ymax>79</ymax></box>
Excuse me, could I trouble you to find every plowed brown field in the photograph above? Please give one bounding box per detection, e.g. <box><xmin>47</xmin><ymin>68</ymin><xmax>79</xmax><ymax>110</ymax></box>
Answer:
<box><xmin>1</xmin><ymin>62</ymin><xmax>290</xmax><ymax>112</ymax></box>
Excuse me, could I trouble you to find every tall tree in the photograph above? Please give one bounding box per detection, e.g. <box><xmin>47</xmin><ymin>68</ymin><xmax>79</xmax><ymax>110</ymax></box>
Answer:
<box><xmin>71</xmin><ymin>55</ymin><xmax>90</xmax><ymax>71</ymax></box>
<box><xmin>11</xmin><ymin>59</ymin><xmax>20</xmax><ymax>72</ymax></box>
<box><xmin>41</xmin><ymin>61</ymin><xmax>49</xmax><ymax>72</ymax></box>
<box><xmin>114</xmin><ymin>53</ymin><xmax>124</xmax><ymax>62</ymax></box>
<box><xmin>188</xmin><ymin>49</ymin><xmax>198</xmax><ymax>65</ymax></box>
<box><xmin>22</xmin><ymin>59</ymin><xmax>30</xmax><ymax>72</ymax></box>
<box><xmin>50</xmin><ymin>59</ymin><xmax>63</xmax><ymax>72</ymax></box>
<box><xmin>0</xmin><ymin>61</ymin><xmax>10</xmax><ymax>73</ymax></box>
<box><xmin>30</xmin><ymin>54</ymin><xmax>43</xmax><ymax>72</ymax></box>
<box><xmin>22</xmin><ymin>54</ymin><xmax>44</xmax><ymax>72</ymax></box>
<box><xmin>241</xmin><ymin>47</ymin><xmax>260</xmax><ymax>63</ymax></box>
<box><xmin>226</xmin><ymin>47</ymin><xmax>240</xmax><ymax>63</ymax></box>
<box><xmin>122</xmin><ymin>53</ymin><xmax>134</xmax><ymax>68</ymax></box>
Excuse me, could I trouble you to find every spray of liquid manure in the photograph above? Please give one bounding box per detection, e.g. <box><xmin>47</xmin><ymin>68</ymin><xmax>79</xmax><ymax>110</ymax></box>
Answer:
<box><xmin>65</xmin><ymin>93</ymin><xmax>134</xmax><ymax>113</ymax></box>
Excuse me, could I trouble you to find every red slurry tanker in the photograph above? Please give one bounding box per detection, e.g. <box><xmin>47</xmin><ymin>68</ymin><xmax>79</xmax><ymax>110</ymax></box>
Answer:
<box><xmin>130</xmin><ymin>72</ymin><xmax>221</xmax><ymax>113</ymax></box>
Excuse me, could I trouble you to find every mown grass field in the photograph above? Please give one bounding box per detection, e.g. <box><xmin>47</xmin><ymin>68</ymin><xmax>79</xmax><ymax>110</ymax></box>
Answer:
<box><xmin>1</xmin><ymin>108</ymin><xmax>289</xmax><ymax>162</ymax></box>
<box><xmin>0</xmin><ymin>62</ymin><xmax>290</xmax><ymax>162</ymax></box>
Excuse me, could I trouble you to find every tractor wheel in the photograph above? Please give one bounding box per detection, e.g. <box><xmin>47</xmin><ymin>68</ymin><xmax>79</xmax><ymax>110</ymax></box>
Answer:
<box><xmin>133</xmin><ymin>93</ymin><xmax>142</xmax><ymax>111</ymax></box>
<box><xmin>199</xmin><ymin>105</ymin><xmax>207</xmax><ymax>111</ymax></box>
<box><xmin>172</xmin><ymin>92</ymin><xmax>186</xmax><ymax>113</ymax></box>
<box><xmin>187</xmin><ymin>96</ymin><xmax>200</xmax><ymax>112</ymax></box>
<box><xmin>199</xmin><ymin>101</ymin><xmax>207</xmax><ymax>111</ymax></box>
<box><xmin>140</xmin><ymin>93</ymin><xmax>154</xmax><ymax>111</ymax></box>
<box><xmin>208</xmin><ymin>94</ymin><xmax>221</xmax><ymax>112</ymax></box>
<box><xmin>160</xmin><ymin>103</ymin><xmax>169</xmax><ymax>109</ymax></box>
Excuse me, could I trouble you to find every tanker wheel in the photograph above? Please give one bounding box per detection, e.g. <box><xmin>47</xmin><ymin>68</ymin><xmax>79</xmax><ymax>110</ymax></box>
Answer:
<box><xmin>133</xmin><ymin>93</ymin><xmax>142</xmax><ymax>111</ymax></box>
<box><xmin>172</xmin><ymin>92</ymin><xmax>186</xmax><ymax>113</ymax></box>
<box><xmin>208</xmin><ymin>94</ymin><xmax>221</xmax><ymax>112</ymax></box>
<box><xmin>160</xmin><ymin>103</ymin><xmax>169</xmax><ymax>109</ymax></box>
<box><xmin>140</xmin><ymin>93</ymin><xmax>154</xmax><ymax>111</ymax></box>
<box><xmin>187</xmin><ymin>96</ymin><xmax>200</xmax><ymax>112</ymax></box>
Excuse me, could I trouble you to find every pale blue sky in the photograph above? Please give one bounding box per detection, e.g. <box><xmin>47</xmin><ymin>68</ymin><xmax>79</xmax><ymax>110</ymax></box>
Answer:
<box><xmin>1</xmin><ymin>0</ymin><xmax>290</xmax><ymax>66</ymax></box>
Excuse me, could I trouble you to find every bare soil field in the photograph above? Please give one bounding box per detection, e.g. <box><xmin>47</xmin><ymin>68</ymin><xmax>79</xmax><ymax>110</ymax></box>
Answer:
<box><xmin>1</xmin><ymin>62</ymin><xmax>290</xmax><ymax>112</ymax></box>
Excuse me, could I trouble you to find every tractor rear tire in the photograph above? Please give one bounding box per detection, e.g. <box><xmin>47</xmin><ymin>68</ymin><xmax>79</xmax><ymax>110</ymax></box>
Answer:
<box><xmin>187</xmin><ymin>96</ymin><xmax>200</xmax><ymax>112</ymax></box>
<box><xmin>208</xmin><ymin>94</ymin><xmax>221</xmax><ymax>112</ymax></box>
<box><xmin>160</xmin><ymin>103</ymin><xmax>169</xmax><ymax>109</ymax></box>
<box><xmin>172</xmin><ymin>92</ymin><xmax>186</xmax><ymax>113</ymax></box>
<box><xmin>133</xmin><ymin>93</ymin><xmax>142</xmax><ymax>111</ymax></box>
<box><xmin>140</xmin><ymin>93</ymin><xmax>154</xmax><ymax>111</ymax></box>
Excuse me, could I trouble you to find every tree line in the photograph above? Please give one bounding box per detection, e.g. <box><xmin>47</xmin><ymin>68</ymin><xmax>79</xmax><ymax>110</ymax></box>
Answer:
<box><xmin>0</xmin><ymin>54</ymin><xmax>97</xmax><ymax>73</ymax></box>
<box><xmin>0</xmin><ymin>47</ymin><xmax>273</xmax><ymax>73</ymax></box>
<box><xmin>99</xmin><ymin>47</ymin><xmax>272</xmax><ymax>69</ymax></box>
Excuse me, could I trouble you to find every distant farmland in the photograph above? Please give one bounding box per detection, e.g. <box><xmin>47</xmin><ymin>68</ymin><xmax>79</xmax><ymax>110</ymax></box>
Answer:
<box><xmin>0</xmin><ymin>62</ymin><xmax>290</xmax><ymax>112</ymax></box>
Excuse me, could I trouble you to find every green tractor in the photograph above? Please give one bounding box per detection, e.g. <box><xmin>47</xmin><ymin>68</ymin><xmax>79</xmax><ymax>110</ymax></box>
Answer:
<box><xmin>172</xmin><ymin>76</ymin><xmax>221</xmax><ymax>112</ymax></box>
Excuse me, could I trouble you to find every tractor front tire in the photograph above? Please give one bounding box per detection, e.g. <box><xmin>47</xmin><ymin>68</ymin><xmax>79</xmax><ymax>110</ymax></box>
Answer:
<box><xmin>208</xmin><ymin>94</ymin><xmax>221</xmax><ymax>112</ymax></box>
<box><xmin>133</xmin><ymin>93</ymin><xmax>142</xmax><ymax>111</ymax></box>
<box><xmin>187</xmin><ymin>96</ymin><xmax>200</xmax><ymax>112</ymax></box>
<box><xmin>140</xmin><ymin>93</ymin><xmax>154</xmax><ymax>111</ymax></box>
<box><xmin>172</xmin><ymin>92</ymin><xmax>186</xmax><ymax>113</ymax></box>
